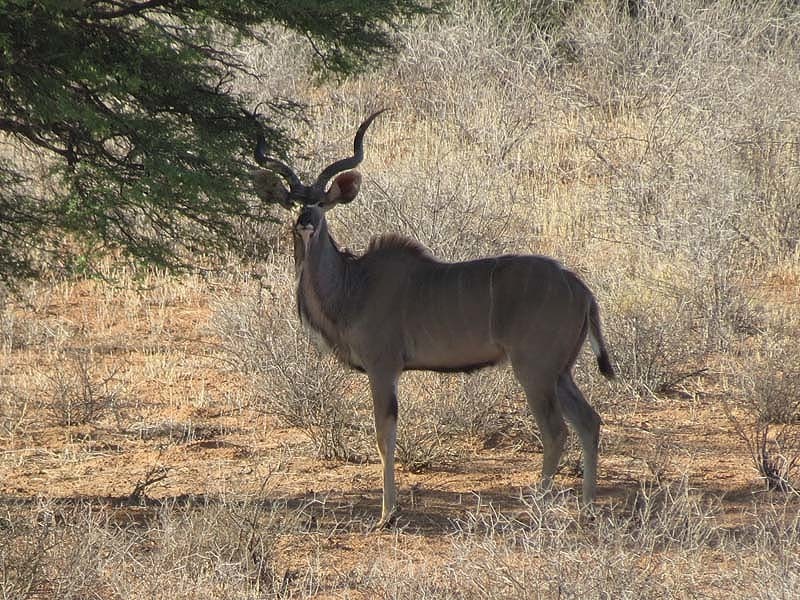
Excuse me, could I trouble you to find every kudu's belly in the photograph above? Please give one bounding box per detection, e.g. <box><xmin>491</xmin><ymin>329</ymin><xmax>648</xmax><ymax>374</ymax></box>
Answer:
<box><xmin>400</xmin><ymin>279</ymin><xmax>505</xmax><ymax>372</ymax></box>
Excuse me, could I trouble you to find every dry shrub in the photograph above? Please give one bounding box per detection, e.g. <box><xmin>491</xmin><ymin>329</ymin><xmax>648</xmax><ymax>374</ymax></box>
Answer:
<box><xmin>332</xmin><ymin>149</ymin><xmax>522</xmax><ymax>264</ymax></box>
<box><xmin>733</xmin><ymin>124</ymin><xmax>800</xmax><ymax>262</ymax></box>
<box><xmin>0</xmin><ymin>492</ymin><xmax>303</xmax><ymax>600</ymax></box>
<box><xmin>608</xmin><ymin>298</ymin><xmax>702</xmax><ymax>399</ymax></box>
<box><xmin>350</xmin><ymin>478</ymin><xmax>800</xmax><ymax>599</ymax></box>
<box><xmin>212</xmin><ymin>259</ymin><xmax>373</xmax><ymax>462</ymax></box>
<box><xmin>4</xmin><ymin>483</ymin><xmax>798</xmax><ymax>600</ymax></box>
<box><xmin>726</xmin><ymin>333</ymin><xmax>800</xmax><ymax>492</ymax></box>
<box><xmin>396</xmin><ymin>368</ymin><xmax>522</xmax><ymax>472</ymax></box>
<box><xmin>38</xmin><ymin>351</ymin><xmax>126</xmax><ymax>427</ymax></box>
<box><xmin>0</xmin><ymin>307</ymin><xmax>38</xmax><ymax>352</ymax></box>
<box><xmin>0</xmin><ymin>363</ymin><xmax>29</xmax><ymax>437</ymax></box>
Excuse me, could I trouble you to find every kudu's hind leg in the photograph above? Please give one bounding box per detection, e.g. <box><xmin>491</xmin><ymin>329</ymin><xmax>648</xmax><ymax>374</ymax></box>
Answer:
<box><xmin>368</xmin><ymin>371</ymin><xmax>400</xmax><ymax>528</ymax></box>
<box><xmin>512</xmin><ymin>361</ymin><xmax>567</xmax><ymax>492</ymax></box>
<box><xmin>557</xmin><ymin>372</ymin><xmax>601</xmax><ymax>504</ymax></box>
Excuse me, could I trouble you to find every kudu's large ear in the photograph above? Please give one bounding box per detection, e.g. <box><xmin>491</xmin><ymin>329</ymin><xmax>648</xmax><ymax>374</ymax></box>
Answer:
<box><xmin>323</xmin><ymin>171</ymin><xmax>362</xmax><ymax>206</ymax></box>
<box><xmin>252</xmin><ymin>169</ymin><xmax>292</xmax><ymax>209</ymax></box>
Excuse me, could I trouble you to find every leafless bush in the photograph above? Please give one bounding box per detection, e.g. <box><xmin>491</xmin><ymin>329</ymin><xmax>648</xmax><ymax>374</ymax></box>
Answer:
<box><xmin>0</xmin><ymin>500</ymin><xmax>119</xmax><ymax>600</ymax></box>
<box><xmin>0</xmin><ymin>368</ymin><xmax>29</xmax><ymax>437</ymax></box>
<box><xmin>131</xmin><ymin>493</ymin><xmax>299</xmax><ymax>597</ymax></box>
<box><xmin>336</xmin><ymin>168</ymin><xmax>520</xmax><ymax>264</ymax></box>
<box><xmin>212</xmin><ymin>265</ymin><xmax>373</xmax><ymax>462</ymax></box>
<box><xmin>262</xmin><ymin>346</ymin><xmax>372</xmax><ymax>463</ymax></box>
<box><xmin>39</xmin><ymin>351</ymin><xmax>126</xmax><ymax>427</ymax></box>
<box><xmin>129</xmin><ymin>458</ymin><xmax>171</xmax><ymax>504</ymax></box>
<box><xmin>0</xmin><ymin>488</ymin><xmax>309</xmax><ymax>600</ymax></box>
<box><xmin>0</xmin><ymin>309</ymin><xmax>34</xmax><ymax>351</ymax></box>
<box><xmin>351</xmin><ymin>477</ymin><xmax>797</xmax><ymax>599</ymax></box>
<box><xmin>429</xmin><ymin>368</ymin><xmax>518</xmax><ymax>441</ymax></box>
<box><xmin>605</xmin><ymin>291</ymin><xmax>704</xmax><ymax>399</ymax></box>
<box><xmin>0</xmin><ymin>505</ymin><xmax>52</xmax><ymax>600</ymax></box>
<box><xmin>733</xmin><ymin>127</ymin><xmax>800</xmax><ymax>263</ymax></box>
<box><xmin>394</xmin><ymin>404</ymin><xmax>460</xmax><ymax>473</ymax></box>
<box><xmin>394</xmin><ymin>369</ymin><xmax>509</xmax><ymax>471</ymax></box>
<box><xmin>726</xmin><ymin>333</ymin><xmax>800</xmax><ymax>492</ymax></box>
<box><xmin>0</xmin><ymin>293</ymin><xmax>72</xmax><ymax>352</ymax></box>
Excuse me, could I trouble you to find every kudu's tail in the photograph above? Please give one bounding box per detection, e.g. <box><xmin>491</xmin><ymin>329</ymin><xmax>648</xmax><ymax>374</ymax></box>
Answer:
<box><xmin>588</xmin><ymin>296</ymin><xmax>615</xmax><ymax>380</ymax></box>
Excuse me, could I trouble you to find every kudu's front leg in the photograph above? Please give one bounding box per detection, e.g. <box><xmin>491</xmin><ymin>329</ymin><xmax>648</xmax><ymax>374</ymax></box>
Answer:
<box><xmin>367</xmin><ymin>370</ymin><xmax>400</xmax><ymax>528</ymax></box>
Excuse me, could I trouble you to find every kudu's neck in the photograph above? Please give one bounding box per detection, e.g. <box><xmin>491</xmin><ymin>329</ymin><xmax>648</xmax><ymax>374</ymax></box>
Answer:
<box><xmin>297</xmin><ymin>215</ymin><xmax>351</xmax><ymax>323</ymax></box>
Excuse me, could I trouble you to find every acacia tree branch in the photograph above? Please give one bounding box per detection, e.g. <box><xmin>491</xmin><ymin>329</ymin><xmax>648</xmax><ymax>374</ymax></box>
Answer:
<box><xmin>0</xmin><ymin>118</ymin><xmax>73</xmax><ymax>159</ymax></box>
<box><xmin>92</xmin><ymin>0</ymin><xmax>174</xmax><ymax>20</ymax></box>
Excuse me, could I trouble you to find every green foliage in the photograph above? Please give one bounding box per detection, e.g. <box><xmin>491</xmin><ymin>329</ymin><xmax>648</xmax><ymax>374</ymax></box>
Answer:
<box><xmin>0</xmin><ymin>0</ymin><xmax>441</xmax><ymax>284</ymax></box>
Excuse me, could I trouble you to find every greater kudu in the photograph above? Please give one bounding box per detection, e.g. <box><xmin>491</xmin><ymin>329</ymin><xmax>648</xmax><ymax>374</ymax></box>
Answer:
<box><xmin>253</xmin><ymin>111</ymin><xmax>615</xmax><ymax>527</ymax></box>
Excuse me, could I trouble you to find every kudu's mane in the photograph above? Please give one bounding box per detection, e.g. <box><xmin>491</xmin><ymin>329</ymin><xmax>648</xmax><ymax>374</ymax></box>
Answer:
<box><xmin>366</xmin><ymin>233</ymin><xmax>435</xmax><ymax>260</ymax></box>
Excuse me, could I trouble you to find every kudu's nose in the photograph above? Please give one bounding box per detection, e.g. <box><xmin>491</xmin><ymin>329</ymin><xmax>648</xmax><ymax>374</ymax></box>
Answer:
<box><xmin>295</xmin><ymin>206</ymin><xmax>322</xmax><ymax>253</ymax></box>
<box><xmin>297</xmin><ymin>210</ymin><xmax>314</xmax><ymax>228</ymax></box>
<box><xmin>296</xmin><ymin>205</ymin><xmax>324</xmax><ymax>228</ymax></box>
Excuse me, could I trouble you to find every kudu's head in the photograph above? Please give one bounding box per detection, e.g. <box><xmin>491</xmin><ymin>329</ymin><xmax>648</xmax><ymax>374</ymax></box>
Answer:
<box><xmin>252</xmin><ymin>111</ymin><xmax>385</xmax><ymax>256</ymax></box>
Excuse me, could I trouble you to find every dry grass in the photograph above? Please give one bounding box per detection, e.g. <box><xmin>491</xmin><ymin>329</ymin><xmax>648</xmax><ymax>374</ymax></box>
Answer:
<box><xmin>3</xmin><ymin>1</ymin><xmax>800</xmax><ymax>597</ymax></box>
